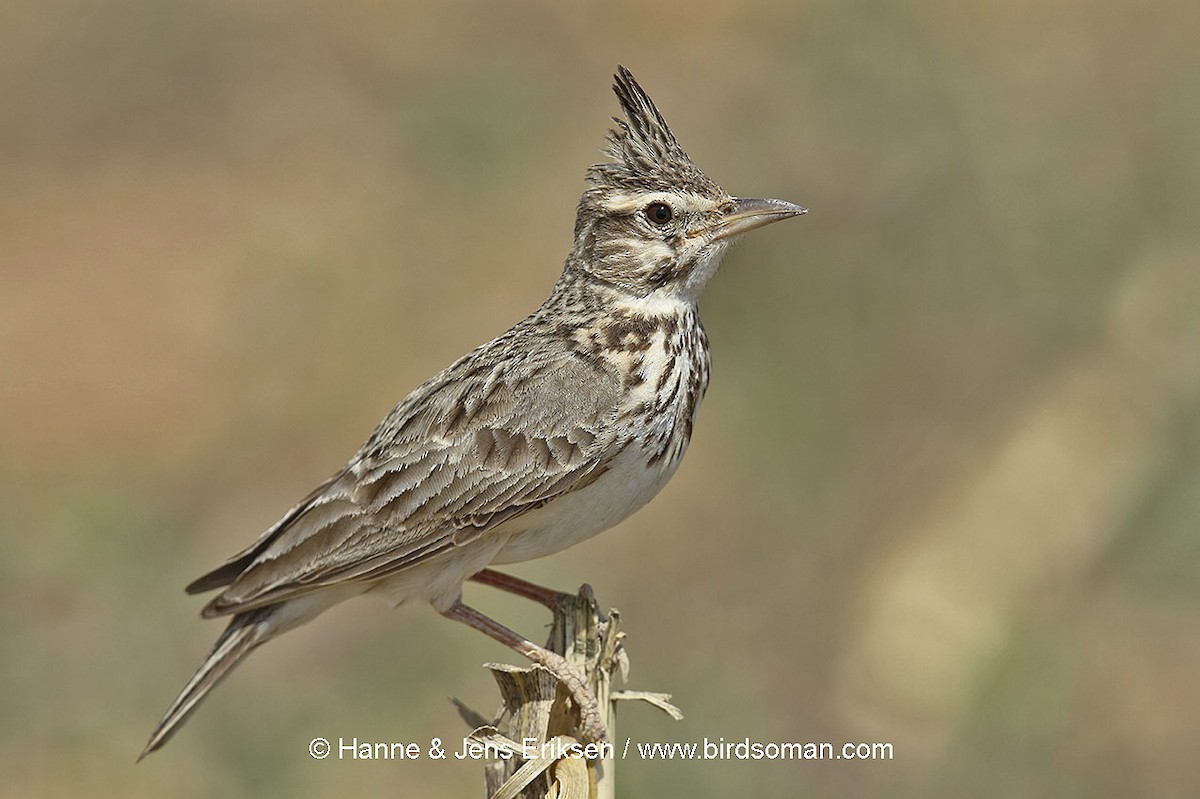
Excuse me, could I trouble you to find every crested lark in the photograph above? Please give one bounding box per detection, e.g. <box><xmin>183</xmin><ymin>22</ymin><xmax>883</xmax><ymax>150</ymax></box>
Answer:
<box><xmin>142</xmin><ymin>66</ymin><xmax>805</xmax><ymax>757</ymax></box>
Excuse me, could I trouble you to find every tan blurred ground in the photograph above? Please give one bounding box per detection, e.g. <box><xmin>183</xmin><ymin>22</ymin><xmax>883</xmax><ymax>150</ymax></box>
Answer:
<box><xmin>3</xmin><ymin>1</ymin><xmax>1198</xmax><ymax>796</ymax></box>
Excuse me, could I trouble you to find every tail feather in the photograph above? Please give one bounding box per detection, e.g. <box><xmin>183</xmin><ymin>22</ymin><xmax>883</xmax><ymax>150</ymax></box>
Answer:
<box><xmin>139</xmin><ymin>607</ymin><xmax>274</xmax><ymax>761</ymax></box>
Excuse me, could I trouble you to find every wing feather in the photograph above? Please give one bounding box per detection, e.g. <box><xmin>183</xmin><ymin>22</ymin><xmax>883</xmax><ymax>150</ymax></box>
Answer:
<box><xmin>199</xmin><ymin>340</ymin><xmax>621</xmax><ymax>617</ymax></box>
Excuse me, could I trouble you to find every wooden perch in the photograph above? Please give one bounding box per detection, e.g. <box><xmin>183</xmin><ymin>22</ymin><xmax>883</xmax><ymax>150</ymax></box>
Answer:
<box><xmin>452</xmin><ymin>585</ymin><xmax>682</xmax><ymax>799</ymax></box>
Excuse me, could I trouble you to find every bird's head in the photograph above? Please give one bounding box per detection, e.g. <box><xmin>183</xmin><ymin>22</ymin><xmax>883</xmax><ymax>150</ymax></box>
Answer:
<box><xmin>568</xmin><ymin>66</ymin><xmax>805</xmax><ymax>304</ymax></box>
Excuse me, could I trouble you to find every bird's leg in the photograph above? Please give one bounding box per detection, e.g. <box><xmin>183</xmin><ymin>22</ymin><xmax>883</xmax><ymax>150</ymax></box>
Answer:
<box><xmin>468</xmin><ymin>568</ymin><xmax>573</xmax><ymax>610</ymax></box>
<box><xmin>441</xmin><ymin>599</ymin><xmax>608</xmax><ymax>743</ymax></box>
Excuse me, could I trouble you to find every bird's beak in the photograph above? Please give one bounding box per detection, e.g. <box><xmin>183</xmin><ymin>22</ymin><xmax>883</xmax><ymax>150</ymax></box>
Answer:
<box><xmin>712</xmin><ymin>197</ymin><xmax>807</xmax><ymax>242</ymax></box>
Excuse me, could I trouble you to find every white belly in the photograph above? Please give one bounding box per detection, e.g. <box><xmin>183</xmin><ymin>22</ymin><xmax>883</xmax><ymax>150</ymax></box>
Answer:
<box><xmin>489</xmin><ymin>438</ymin><xmax>682</xmax><ymax>564</ymax></box>
<box><xmin>367</xmin><ymin>439</ymin><xmax>682</xmax><ymax>612</ymax></box>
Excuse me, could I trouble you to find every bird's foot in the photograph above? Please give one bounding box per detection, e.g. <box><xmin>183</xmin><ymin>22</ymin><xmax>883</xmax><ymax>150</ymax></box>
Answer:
<box><xmin>442</xmin><ymin>599</ymin><xmax>609</xmax><ymax>744</ymax></box>
<box><xmin>518</xmin><ymin>644</ymin><xmax>609</xmax><ymax>744</ymax></box>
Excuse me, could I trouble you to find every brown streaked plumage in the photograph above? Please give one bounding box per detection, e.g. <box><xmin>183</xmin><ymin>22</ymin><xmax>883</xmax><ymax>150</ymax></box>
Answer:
<box><xmin>141</xmin><ymin>65</ymin><xmax>805</xmax><ymax>758</ymax></box>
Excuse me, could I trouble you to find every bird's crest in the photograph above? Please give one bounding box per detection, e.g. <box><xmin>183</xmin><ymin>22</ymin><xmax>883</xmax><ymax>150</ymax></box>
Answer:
<box><xmin>587</xmin><ymin>66</ymin><xmax>722</xmax><ymax>197</ymax></box>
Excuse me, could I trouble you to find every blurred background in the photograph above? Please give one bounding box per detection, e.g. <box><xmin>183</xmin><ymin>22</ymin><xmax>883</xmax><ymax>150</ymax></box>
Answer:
<box><xmin>4</xmin><ymin>0</ymin><xmax>1198</xmax><ymax>796</ymax></box>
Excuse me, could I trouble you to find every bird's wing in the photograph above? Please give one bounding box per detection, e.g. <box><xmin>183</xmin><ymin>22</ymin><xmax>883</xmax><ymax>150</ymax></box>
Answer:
<box><xmin>196</xmin><ymin>340</ymin><xmax>624</xmax><ymax>617</ymax></box>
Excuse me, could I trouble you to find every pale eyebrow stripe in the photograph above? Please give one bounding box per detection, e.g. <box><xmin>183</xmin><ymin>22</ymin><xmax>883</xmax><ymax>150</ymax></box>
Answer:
<box><xmin>598</xmin><ymin>191</ymin><xmax>715</xmax><ymax>214</ymax></box>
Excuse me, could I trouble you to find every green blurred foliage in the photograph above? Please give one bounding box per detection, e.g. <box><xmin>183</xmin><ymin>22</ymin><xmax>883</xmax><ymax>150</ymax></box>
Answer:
<box><xmin>2</xmin><ymin>0</ymin><xmax>1198</xmax><ymax>796</ymax></box>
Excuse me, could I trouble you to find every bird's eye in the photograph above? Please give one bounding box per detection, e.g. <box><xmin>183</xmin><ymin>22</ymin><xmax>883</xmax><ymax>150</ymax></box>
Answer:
<box><xmin>644</xmin><ymin>202</ymin><xmax>673</xmax><ymax>225</ymax></box>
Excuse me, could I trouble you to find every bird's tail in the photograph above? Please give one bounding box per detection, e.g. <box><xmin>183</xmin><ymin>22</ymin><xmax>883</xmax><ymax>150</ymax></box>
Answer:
<box><xmin>139</xmin><ymin>606</ymin><xmax>275</xmax><ymax>761</ymax></box>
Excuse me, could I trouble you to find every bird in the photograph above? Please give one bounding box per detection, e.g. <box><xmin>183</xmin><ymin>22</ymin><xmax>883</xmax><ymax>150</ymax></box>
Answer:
<box><xmin>141</xmin><ymin>65</ymin><xmax>805</xmax><ymax>759</ymax></box>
